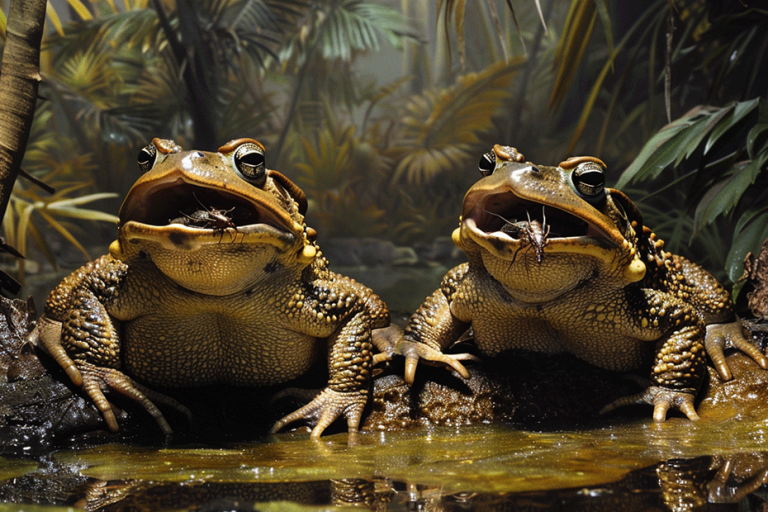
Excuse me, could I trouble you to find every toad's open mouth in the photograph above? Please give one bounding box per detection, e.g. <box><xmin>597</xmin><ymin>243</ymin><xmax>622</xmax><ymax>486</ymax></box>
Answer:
<box><xmin>121</xmin><ymin>181</ymin><xmax>294</xmax><ymax>235</ymax></box>
<box><xmin>468</xmin><ymin>192</ymin><xmax>611</xmax><ymax>242</ymax></box>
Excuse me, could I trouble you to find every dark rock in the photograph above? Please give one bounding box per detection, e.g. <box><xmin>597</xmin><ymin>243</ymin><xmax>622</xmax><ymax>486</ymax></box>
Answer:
<box><xmin>0</xmin><ymin>296</ymin><xmax>119</xmax><ymax>455</ymax></box>
<box><xmin>364</xmin><ymin>321</ymin><xmax>768</xmax><ymax>432</ymax></box>
<box><xmin>364</xmin><ymin>352</ymin><xmax>638</xmax><ymax>432</ymax></box>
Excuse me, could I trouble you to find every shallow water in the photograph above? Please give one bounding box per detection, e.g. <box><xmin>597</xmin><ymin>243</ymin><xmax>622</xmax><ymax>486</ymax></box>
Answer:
<box><xmin>3</xmin><ymin>416</ymin><xmax>768</xmax><ymax>510</ymax></box>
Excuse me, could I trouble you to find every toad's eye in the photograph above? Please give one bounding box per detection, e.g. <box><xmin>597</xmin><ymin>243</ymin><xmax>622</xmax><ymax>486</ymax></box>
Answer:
<box><xmin>571</xmin><ymin>162</ymin><xmax>606</xmax><ymax>204</ymax></box>
<box><xmin>478</xmin><ymin>151</ymin><xmax>496</xmax><ymax>176</ymax></box>
<box><xmin>137</xmin><ymin>144</ymin><xmax>157</xmax><ymax>173</ymax></box>
<box><xmin>234</xmin><ymin>143</ymin><xmax>266</xmax><ymax>187</ymax></box>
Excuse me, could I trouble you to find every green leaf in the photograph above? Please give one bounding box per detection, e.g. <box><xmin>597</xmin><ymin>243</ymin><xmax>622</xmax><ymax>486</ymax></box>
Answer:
<box><xmin>615</xmin><ymin>113</ymin><xmax>698</xmax><ymax>188</ymax></box>
<box><xmin>726</xmin><ymin>209</ymin><xmax>768</xmax><ymax>282</ymax></box>
<box><xmin>312</xmin><ymin>1</ymin><xmax>416</xmax><ymax>62</ymax></box>
<box><xmin>672</xmin><ymin>109</ymin><xmax>730</xmax><ymax>167</ymax></box>
<box><xmin>616</xmin><ymin>101</ymin><xmax>762</xmax><ymax>189</ymax></box>
<box><xmin>703</xmin><ymin>98</ymin><xmax>759</xmax><ymax>154</ymax></box>
<box><xmin>693</xmin><ymin>154</ymin><xmax>766</xmax><ymax>232</ymax></box>
<box><xmin>746</xmin><ymin>121</ymin><xmax>768</xmax><ymax>160</ymax></box>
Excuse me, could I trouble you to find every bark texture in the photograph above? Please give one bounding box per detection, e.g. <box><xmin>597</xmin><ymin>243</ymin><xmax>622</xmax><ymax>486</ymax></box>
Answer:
<box><xmin>0</xmin><ymin>0</ymin><xmax>47</xmax><ymax>221</ymax></box>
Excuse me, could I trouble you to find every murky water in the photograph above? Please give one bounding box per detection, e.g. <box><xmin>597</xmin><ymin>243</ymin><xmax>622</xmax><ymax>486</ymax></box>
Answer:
<box><xmin>3</xmin><ymin>417</ymin><xmax>768</xmax><ymax>511</ymax></box>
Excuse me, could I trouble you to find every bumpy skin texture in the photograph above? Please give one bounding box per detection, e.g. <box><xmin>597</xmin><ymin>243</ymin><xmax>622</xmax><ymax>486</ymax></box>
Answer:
<box><xmin>396</xmin><ymin>145</ymin><xmax>767</xmax><ymax>422</ymax></box>
<box><xmin>30</xmin><ymin>138</ymin><xmax>389</xmax><ymax>438</ymax></box>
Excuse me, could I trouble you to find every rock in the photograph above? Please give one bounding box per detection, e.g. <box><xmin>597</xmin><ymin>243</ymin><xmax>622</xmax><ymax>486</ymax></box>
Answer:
<box><xmin>0</xmin><ymin>296</ymin><xmax>121</xmax><ymax>455</ymax></box>
<box><xmin>364</xmin><ymin>352</ymin><xmax>638</xmax><ymax>432</ymax></box>
<box><xmin>364</xmin><ymin>322</ymin><xmax>768</xmax><ymax>432</ymax></box>
<box><xmin>413</xmin><ymin>236</ymin><xmax>464</xmax><ymax>263</ymax></box>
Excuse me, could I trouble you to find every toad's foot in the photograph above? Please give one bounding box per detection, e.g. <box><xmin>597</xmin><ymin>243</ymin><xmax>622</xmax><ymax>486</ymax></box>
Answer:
<box><xmin>29</xmin><ymin>317</ymin><xmax>84</xmax><ymax>385</ymax></box>
<box><xmin>370</xmin><ymin>325</ymin><xmax>404</xmax><ymax>366</ymax></box>
<box><xmin>600</xmin><ymin>385</ymin><xmax>699</xmax><ymax>422</ymax></box>
<box><xmin>395</xmin><ymin>339</ymin><xmax>478</xmax><ymax>385</ymax></box>
<box><xmin>270</xmin><ymin>388</ymin><xmax>367</xmax><ymax>439</ymax></box>
<box><xmin>705</xmin><ymin>318</ymin><xmax>768</xmax><ymax>381</ymax></box>
<box><xmin>77</xmin><ymin>362</ymin><xmax>190</xmax><ymax>435</ymax></box>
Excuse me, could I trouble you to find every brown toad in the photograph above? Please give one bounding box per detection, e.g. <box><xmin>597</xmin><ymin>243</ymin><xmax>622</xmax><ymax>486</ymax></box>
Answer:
<box><xmin>30</xmin><ymin>138</ymin><xmax>389</xmax><ymax>438</ymax></box>
<box><xmin>395</xmin><ymin>145</ymin><xmax>767</xmax><ymax>421</ymax></box>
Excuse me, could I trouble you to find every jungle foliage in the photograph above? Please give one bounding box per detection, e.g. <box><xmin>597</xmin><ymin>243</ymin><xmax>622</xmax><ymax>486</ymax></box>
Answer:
<box><xmin>0</xmin><ymin>0</ymin><xmax>765</xmax><ymax>285</ymax></box>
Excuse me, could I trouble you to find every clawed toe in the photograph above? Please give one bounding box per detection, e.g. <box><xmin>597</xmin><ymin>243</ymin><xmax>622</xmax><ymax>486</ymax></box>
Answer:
<box><xmin>79</xmin><ymin>364</ymin><xmax>179</xmax><ymax>435</ymax></box>
<box><xmin>601</xmin><ymin>385</ymin><xmax>699</xmax><ymax>422</ymax></box>
<box><xmin>396</xmin><ymin>339</ymin><xmax>474</xmax><ymax>385</ymax></box>
<box><xmin>271</xmin><ymin>388</ymin><xmax>367</xmax><ymax>439</ymax></box>
<box><xmin>705</xmin><ymin>319</ymin><xmax>768</xmax><ymax>381</ymax></box>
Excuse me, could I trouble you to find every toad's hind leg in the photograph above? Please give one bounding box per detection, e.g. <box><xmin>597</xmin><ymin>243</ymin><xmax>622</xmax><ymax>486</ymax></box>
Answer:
<box><xmin>77</xmin><ymin>362</ymin><xmax>190</xmax><ymax>434</ymax></box>
<box><xmin>31</xmin><ymin>255</ymin><xmax>190</xmax><ymax>434</ymax></box>
<box><xmin>271</xmin><ymin>307</ymin><xmax>376</xmax><ymax>439</ymax></box>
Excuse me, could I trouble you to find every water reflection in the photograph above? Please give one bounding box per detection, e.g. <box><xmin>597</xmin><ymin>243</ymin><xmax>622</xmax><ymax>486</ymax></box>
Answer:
<box><xmin>3</xmin><ymin>424</ymin><xmax>768</xmax><ymax>511</ymax></box>
<box><xmin>3</xmin><ymin>454</ymin><xmax>768</xmax><ymax>511</ymax></box>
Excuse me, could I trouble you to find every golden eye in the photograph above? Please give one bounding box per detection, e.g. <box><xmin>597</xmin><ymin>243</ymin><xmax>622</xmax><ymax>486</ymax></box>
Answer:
<box><xmin>571</xmin><ymin>162</ymin><xmax>605</xmax><ymax>198</ymax></box>
<box><xmin>234</xmin><ymin>143</ymin><xmax>266</xmax><ymax>187</ymax></box>
<box><xmin>478</xmin><ymin>151</ymin><xmax>496</xmax><ymax>176</ymax></box>
<box><xmin>137</xmin><ymin>144</ymin><xmax>157</xmax><ymax>173</ymax></box>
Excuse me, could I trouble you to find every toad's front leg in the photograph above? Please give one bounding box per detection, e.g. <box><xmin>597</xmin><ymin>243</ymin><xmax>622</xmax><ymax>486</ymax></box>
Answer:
<box><xmin>271</xmin><ymin>308</ymin><xmax>375</xmax><ymax>439</ymax></box>
<box><xmin>29</xmin><ymin>256</ymin><xmax>187</xmax><ymax>434</ymax></box>
<box><xmin>393</xmin><ymin>264</ymin><xmax>476</xmax><ymax>384</ymax></box>
<box><xmin>603</xmin><ymin>290</ymin><xmax>708</xmax><ymax>422</ymax></box>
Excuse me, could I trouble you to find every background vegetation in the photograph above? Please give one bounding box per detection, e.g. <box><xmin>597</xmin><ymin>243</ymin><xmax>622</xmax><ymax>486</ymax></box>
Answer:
<box><xmin>0</xmin><ymin>0</ymin><xmax>765</xmax><ymax>288</ymax></box>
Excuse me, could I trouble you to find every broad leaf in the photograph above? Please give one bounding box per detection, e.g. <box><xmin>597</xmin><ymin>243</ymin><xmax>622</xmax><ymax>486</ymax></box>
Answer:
<box><xmin>693</xmin><ymin>155</ymin><xmax>766</xmax><ymax>231</ymax></box>
<box><xmin>726</xmin><ymin>208</ymin><xmax>768</xmax><ymax>282</ymax></box>
<box><xmin>704</xmin><ymin>98</ymin><xmax>759</xmax><ymax>155</ymax></box>
<box><xmin>616</xmin><ymin>100</ymin><xmax>762</xmax><ymax>188</ymax></box>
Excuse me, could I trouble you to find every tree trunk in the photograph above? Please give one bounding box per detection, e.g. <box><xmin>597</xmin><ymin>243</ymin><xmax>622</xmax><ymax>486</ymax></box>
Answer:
<box><xmin>0</xmin><ymin>0</ymin><xmax>47</xmax><ymax>221</ymax></box>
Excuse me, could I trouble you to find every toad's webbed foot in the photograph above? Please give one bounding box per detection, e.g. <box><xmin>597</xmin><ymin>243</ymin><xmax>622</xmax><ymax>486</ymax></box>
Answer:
<box><xmin>270</xmin><ymin>388</ymin><xmax>367</xmax><ymax>439</ymax></box>
<box><xmin>77</xmin><ymin>362</ymin><xmax>190</xmax><ymax>435</ymax></box>
<box><xmin>705</xmin><ymin>318</ymin><xmax>768</xmax><ymax>381</ymax></box>
<box><xmin>395</xmin><ymin>339</ymin><xmax>478</xmax><ymax>385</ymax></box>
<box><xmin>601</xmin><ymin>385</ymin><xmax>699</xmax><ymax>422</ymax></box>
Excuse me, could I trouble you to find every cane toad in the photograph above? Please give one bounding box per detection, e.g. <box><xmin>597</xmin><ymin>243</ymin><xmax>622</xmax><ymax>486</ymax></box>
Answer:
<box><xmin>395</xmin><ymin>145</ymin><xmax>767</xmax><ymax>421</ymax></box>
<box><xmin>30</xmin><ymin>138</ymin><xmax>389</xmax><ymax>438</ymax></box>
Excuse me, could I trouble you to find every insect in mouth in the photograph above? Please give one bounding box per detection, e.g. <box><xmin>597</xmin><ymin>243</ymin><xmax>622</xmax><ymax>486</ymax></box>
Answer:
<box><xmin>485</xmin><ymin>207</ymin><xmax>550</xmax><ymax>263</ymax></box>
<box><xmin>169</xmin><ymin>194</ymin><xmax>238</xmax><ymax>241</ymax></box>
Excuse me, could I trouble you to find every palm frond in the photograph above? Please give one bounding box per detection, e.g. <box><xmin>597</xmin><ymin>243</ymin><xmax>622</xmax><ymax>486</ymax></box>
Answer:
<box><xmin>280</xmin><ymin>0</ymin><xmax>416</xmax><ymax>66</ymax></box>
<box><xmin>391</xmin><ymin>59</ymin><xmax>524</xmax><ymax>185</ymax></box>
<box><xmin>4</xmin><ymin>185</ymin><xmax>118</xmax><ymax>279</ymax></box>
